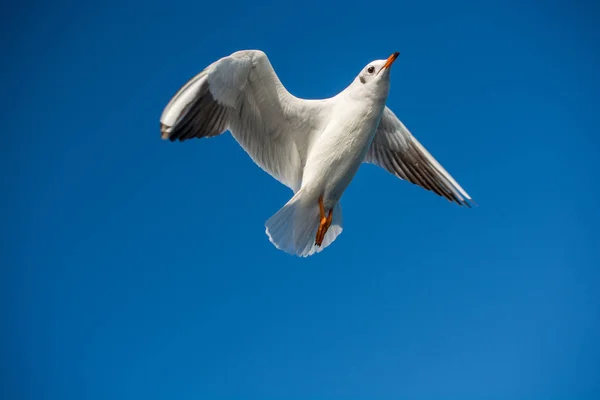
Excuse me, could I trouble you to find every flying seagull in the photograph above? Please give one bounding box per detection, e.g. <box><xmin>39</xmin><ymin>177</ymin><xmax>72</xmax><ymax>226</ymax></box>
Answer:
<box><xmin>160</xmin><ymin>50</ymin><xmax>473</xmax><ymax>257</ymax></box>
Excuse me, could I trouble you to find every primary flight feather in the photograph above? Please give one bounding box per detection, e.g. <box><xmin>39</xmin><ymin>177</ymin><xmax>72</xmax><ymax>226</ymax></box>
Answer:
<box><xmin>160</xmin><ymin>50</ymin><xmax>473</xmax><ymax>257</ymax></box>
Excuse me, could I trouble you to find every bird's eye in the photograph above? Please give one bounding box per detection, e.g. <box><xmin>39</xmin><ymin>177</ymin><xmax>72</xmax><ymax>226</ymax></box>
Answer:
<box><xmin>367</xmin><ymin>66</ymin><xmax>375</xmax><ymax>74</ymax></box>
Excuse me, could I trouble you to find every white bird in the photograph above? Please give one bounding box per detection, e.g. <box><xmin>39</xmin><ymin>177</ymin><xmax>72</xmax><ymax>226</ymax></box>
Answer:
<box><xmin>160</xmin><ymin>50</ymin><xmax>473</xmax><ymax>257</ymax></box>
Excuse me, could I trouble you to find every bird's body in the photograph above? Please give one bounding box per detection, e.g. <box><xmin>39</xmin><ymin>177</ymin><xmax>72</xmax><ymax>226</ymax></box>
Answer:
<box><xmin>303</xmin><ymin>89</ymin><xmax>386</xmax><ymax>210</ymax></box>
<box><xmin>160</xmin><ymin>50</ymin><xmax>473</xmax><ymax>257</ymax></box>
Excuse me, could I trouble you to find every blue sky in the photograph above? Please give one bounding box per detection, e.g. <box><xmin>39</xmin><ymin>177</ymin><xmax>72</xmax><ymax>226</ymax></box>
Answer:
<box><xmin>3</xmin><ymin>0</ymin><xmax>599</xmax><ymax>399</ymax></box>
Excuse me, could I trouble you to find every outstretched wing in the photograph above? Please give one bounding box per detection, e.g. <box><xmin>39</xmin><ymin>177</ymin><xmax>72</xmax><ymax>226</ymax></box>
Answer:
<box><xmin>160</xmin><ymin>50</ymin><xmax>327</xmax><ymax>192</ymax></box>
<box><xmin>365</xmin><ymin>107</ymin><xmax>473</xmax><ymax>206</ymax></box>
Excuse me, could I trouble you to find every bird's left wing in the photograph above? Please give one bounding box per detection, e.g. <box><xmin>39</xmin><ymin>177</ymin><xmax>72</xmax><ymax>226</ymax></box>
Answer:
<box><xmin>160</xmin><ymin>50</ymin><xmax>327</xmax><ymax>192</ymax></box>
<box><xmin>364</xmin><ymin>107</ymin><xmax>474</xmax><ymax>206</ymax></box>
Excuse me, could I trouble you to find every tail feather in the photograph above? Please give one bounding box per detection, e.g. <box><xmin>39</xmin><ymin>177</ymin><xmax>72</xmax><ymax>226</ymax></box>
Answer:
<box><xmin>265</xmin><ymin>191</ymin><xmax>343</xmax><ymax>257</ymax></box>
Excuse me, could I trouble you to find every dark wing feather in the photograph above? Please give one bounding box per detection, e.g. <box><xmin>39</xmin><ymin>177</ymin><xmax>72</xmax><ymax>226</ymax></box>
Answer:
<box><xmin>365</xmin><ymin>107</ymin><xmax>474</xmax><ymax>207</ymax></box>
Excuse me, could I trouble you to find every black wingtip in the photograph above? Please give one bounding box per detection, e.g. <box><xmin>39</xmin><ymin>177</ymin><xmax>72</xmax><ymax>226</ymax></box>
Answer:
<box><xmin>459</xmin><ymin>197</ymin><xmax>478</xmax><ymax>208</ymax></box>
<box><xmin>160</xmin><ymin>123</ymin><xmax>171</xmax><ymax>140</ymax></box>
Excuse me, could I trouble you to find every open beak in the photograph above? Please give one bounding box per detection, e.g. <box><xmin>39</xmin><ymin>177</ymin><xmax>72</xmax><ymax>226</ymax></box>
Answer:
<box><xmin>378</xmin><ymin>52</ymin><xmax>400</xmax><ymax>74</ymax></box>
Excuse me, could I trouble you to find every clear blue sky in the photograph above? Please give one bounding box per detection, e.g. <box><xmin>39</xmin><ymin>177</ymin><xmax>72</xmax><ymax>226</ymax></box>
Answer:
<box><xmin>3</xmin><ymin>0</ymin><xmax>599</xmax><ymax>399</ymax></box>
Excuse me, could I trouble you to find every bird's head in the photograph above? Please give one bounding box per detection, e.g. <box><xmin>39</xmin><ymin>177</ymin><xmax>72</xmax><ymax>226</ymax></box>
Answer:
<box><xmin>353</xmin><ymin>52</ymin><xmax>399</xmax><ymax>100</ymax></box>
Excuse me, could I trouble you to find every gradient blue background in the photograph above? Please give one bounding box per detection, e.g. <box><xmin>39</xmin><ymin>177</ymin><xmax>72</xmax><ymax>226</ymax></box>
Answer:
<box><xmin>3</xmin><ymin>0</ymin><xmax>599</xmax><ymax>399</ymax></box>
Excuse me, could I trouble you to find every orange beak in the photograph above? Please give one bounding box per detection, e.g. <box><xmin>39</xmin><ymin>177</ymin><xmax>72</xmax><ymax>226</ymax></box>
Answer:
<box><xmin>378</xmin><ymin>52</ymin><xmax>400</xmax><ymax>74</ymax></box>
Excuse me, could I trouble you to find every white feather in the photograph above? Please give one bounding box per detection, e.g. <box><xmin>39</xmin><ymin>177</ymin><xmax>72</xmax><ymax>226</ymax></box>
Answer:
<box><xmin>365</xmin><ymin>107</ymin><xmax>473</xmax><ymax>206</ymax></box>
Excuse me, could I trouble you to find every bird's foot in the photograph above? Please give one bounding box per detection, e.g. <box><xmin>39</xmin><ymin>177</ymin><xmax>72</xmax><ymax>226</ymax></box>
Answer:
<box><xmin>315</xmin><ymin>196</ymin><xmax>333</xmax><ymax>247</ymax></box>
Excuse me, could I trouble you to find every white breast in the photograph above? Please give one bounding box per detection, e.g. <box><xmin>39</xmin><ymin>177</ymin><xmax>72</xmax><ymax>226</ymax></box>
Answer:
<box><xmin>301</xmin><ymin>97</ymin><xmax>385</xmax><ymax>204</ymax></box>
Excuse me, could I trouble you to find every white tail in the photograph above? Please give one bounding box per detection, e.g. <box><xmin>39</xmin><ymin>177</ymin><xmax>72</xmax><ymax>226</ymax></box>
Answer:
<box><xmin>265</xmin><ymin>191</ymin><xmax>343</xmax><ymax>257</ymax></box>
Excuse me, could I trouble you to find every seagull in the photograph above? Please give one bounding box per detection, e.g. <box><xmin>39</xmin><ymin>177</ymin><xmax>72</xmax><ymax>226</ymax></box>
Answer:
<box><xmin>160</xmin><ymin>50</ymin><xmax>473</xmax><ymax>257</ymax></box>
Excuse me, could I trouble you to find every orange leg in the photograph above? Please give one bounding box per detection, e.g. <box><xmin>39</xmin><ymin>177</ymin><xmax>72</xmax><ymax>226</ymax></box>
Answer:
<box><xmin>315</xmin><ymin>195</ymin><xmax>333</xmax><ymax>247</ymax></box>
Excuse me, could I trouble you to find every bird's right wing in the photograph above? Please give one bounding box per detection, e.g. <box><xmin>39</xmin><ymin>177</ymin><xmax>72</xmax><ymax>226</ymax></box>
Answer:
<box><xmin>365</xmin><ymin>107</ymin><xmax>474</xmax><ymax>206</ymax></box>
<box><xmin>160</xmin><ymin>50</ymin><xmax>327</xmax><ymax>192</ymax></box>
